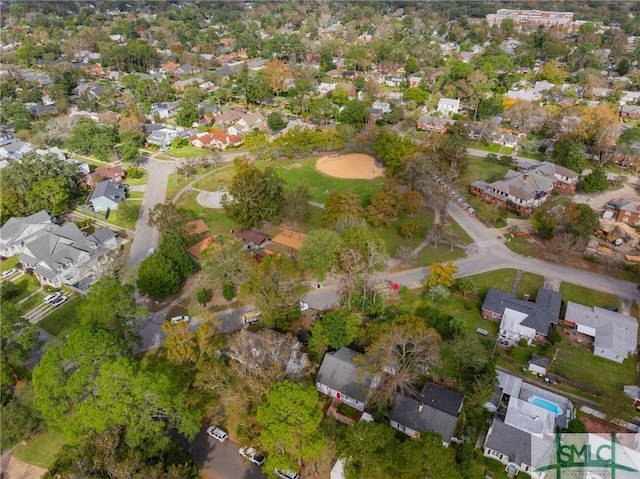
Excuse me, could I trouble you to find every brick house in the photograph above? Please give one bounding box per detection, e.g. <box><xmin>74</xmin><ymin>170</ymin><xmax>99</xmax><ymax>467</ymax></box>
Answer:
<box><xmin>616</xmin><ymin>200</ymin><xmax>640</xmax><ymax>225</ymax></box>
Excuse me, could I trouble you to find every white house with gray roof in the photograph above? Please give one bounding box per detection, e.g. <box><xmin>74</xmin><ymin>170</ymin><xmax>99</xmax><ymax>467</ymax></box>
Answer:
<box><xmin>0</xmin><ymin>210</ymin><xmax>57</xmax><ymax>257</ymax></box>
<box><xmin>87</xmin><ymin>180</ymin><xmax>127</xmax><ymax>212</ymax></box>
<box><xmin>484</xmin><ymin>371</ymin><xmax>574</xmax><ymax>478</ymax></box>
<box><xmin>564</xmin><ymin>302</ymin><xmax>638</xmax><ymax>363</ymax></box>
<box><xmin>0</xmin><ymin>139</ymin><xmax>33</xmax><ymax>160</ymax></box>
<box><xmin>316</xmin><ymin>347</ymin><xmax>379</xmax><ymax>412</ymax></box>
<box><xmin>18</xmin><ymin>222</ymin><xmax>121</xmax><ymax>288</ymax></box>
<box><xmin>146</xmin><ymin>127</ymin><xmax>179</xmax><ymax>147</ymax></box>
<box><xmin>437</xmin><ymin>98</ymin><xmax>460</xmax><ymax>116</ymax></box>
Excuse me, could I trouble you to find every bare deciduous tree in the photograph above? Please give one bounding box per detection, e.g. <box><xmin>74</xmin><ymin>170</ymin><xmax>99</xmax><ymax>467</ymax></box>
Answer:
<box><xmin>394</xmin><ymin>245</ymin><xmax>417</xmax><ymax>266</ymax></box>
<box><xmin>550</xmin><ymin>232</ymin><xmax>587</xmax><ymax>263</ymax></box>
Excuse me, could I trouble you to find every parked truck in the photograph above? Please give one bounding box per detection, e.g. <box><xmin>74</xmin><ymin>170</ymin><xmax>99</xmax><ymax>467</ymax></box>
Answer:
<box><xmin>594</xmin><ymin>229</ymin><xmax>616</xmax><ymax>244</ymax></box>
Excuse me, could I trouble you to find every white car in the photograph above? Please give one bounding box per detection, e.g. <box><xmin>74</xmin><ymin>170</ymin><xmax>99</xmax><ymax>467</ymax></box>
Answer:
<box><xmin>1</xmin><ymin>268</ymin><xmax>17</xmax><ymax>279</ymax></box>
<box><xmin>170</xmin><ymin>315</ymin><xmax>190</xmax><ymax>324</ymax></box>
<box><xmin>298</xmin><ymin>300</ymin><xmax>309</xmax><ymax>312</ymax></box>
<box><xmin>206</xmin><ymin>426</ymin><xmax>228</xmax><ymax>442</ymax></box>
<box><xmin>239</xmin><ymin>446</ymin><xmax>266</xmax><ymax>466</ymax></box>
<box><xmin>43</xmin><ymin>292</ymin><xmax>63</xmax><ymax>304</ymax></box>
<box><xmin>50</xmin><ymin>295</ymin><xmax>68</xmax><ymax>307</ymax></box>
<box><xmin>275</xmin><ymin>470</ymin><xmax>300</xmax><ymax>479</ymax></box>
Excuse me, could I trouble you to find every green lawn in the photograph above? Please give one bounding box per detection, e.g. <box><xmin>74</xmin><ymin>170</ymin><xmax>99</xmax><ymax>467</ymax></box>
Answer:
<box><xmin>176</xmin><ymin>190</ymin><xmax>235</xmax><ymax>236</ymax></box>
<box><xmin>456</xmin><ymin>157</ymin><xmax>512</xmax><ymax>189</ymax></box>
<box><xmin>463</xmin><ymin>269</ymin><xmax>519</xmax><ymax>298</ymax></box>
<box><xmin>415</xmin><ymin>243</ymin><xmax>467</xmax><ymax>267</ymax></box>
<box><xmin>12</xmin><ymin>430</ymin><xmax>68</xmax><ymax>469</ymax></box>
<box><xmin>518</xmin><ymin>150</ymin><xmax>546</xmax><ymax>160</ymax></box>
<box><xmin>1</xmin><ymin>256</ymin><xmax>19</xmax><ymax>271</ymax></box>
<box><xmin>104</xmin><ymin>209</ymin><xmax>137</xmax><ymax>231</ymax></box>
<box><xmin>559</xmin><ymin>283</ymin><xmax>620</xmax><ymax>309</ymax></box>
<box><xmin>552</xmin><ymin>338</ymin><xmax>637</xmax><ymax>395</ymax></box>
<box><xmin>166</xmin><ymin>145</ymin><xmax>209</xmax><ymax>158</ymax></box>
<box><xmin>470</xmin><ymin>141</ymin><xmax>501</xmax><ymax>153</ymax></box>
<box><xmin>127</xmin><ymin>191</ymin><xmax>144</xmax><ymax>199</ymax></box>
<box><xmin>515</xmin><ymin>272</ymin><xmax>545</xmax><ymax>299</ymax></box>
<box><xmin>38</xmin><ymin>297</ymin><xmax>82</xmax><ymax>335</ymax></box>
<box><xmin>17</xmin><ymin>293</ymin><xmax>44</xmax><ymax>316</ymax></box>
<box><xmin>254</xmin><ymin>158</ymin><xmax>386</xmax><ymax>205</ymax></box>
<box><xmin>377</xmin><ymin>207</ymin><xmax>435</xmax><ymax>256</ymax></box>
<box><xmin>125</xmin><ymin>171</ymin><xmax>148</xmax><ymax>186</ymax></box>
<box><xmin>5</xmin><ymin>273</ymin><xmax>41</xmax><ymax>303</ymax></box>
<box><xmin>192</xmin><ymin>166</ymin><xmax>236</xmax><ymax>191</ymax></box>
<box><xmin>472</xmin><ymin>454</ymin><xmax>511</xmax><ymax>479</ymax></box>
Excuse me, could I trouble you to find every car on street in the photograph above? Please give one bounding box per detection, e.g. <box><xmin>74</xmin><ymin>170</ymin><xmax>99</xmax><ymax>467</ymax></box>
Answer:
<box><xmin>239</xmin><ymin>446</ymin><xmax>266</xmax><ymax>466</ymax></box>
<box><xmin>1</xmin><ymin>268</ymin><xmax>17</xmax><ymax>279</ymax></box>
<box><xmin>170</xmin><ymin>315</ymin><xmax>190</xmax><ymax>323</ymax></box>
<box><xmin>206</xmin><ymin>426</ymin><xmax>228</xmax><ymax>442</ymax></box>
<box><xmin>275</xmin><ymin>469</ymin><xmax>300</xmax><ymax>479</ymax></box>
<box><xmin>50</xmin><ymin>295</ymin><xmax>68</xmax><ymax>307</ymax></box>
<box><xmin>43</xmin><ymin>292</ymin><xmax>63</xmax><ymax>304</ymax></box>
<box><xmin>298</xmin><ymin>300</ymin><xmax>309</xmax><ymax>312</ymax></box>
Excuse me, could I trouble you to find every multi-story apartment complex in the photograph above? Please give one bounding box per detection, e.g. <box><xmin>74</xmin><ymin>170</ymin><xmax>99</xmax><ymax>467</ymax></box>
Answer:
<box><xmin>486</xmin><ymin>9</ymin><xmax>574</xmax><ymax>32</ymax></box>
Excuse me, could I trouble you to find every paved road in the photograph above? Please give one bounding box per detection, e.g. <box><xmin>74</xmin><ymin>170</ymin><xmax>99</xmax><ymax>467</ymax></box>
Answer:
<box><xmin>188</xmin><ymin>430</ymin><xmax>266</xmax><ymax>479</ymax></box>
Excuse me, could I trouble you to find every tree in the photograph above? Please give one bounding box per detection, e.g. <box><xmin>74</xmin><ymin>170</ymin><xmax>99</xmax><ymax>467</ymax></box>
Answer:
<box><xmin>121</xmin><ymin>143</ymin><xmax>140</xmax><ymax>163</ymax></box>
<box><xmin>394</xmin><ymin>245</ymin><xmax>417</xmax><ymax>266</ymax></box>
<box><xmin>456</xmin><ymin>277</ymin><xmax>476</xmax><ymax>297</ymax></box>
<box><xmin>322</xmin><ymin>190</ymin><xmax>363</xmax><ymax>228</ymax></box>
<box><xmin>309</xmin><ymin>309</ymin><xmax>361</xmax><ymax>354</ymax></box>
<box><xmin>601</xmin><ymin>389</ymin><xmax>636</xmax><ymax>425</ymax></box>
<box><xmin>267</xmin><ymin>111</ymin><xmax>287</xmax><ymax>131</ymax></box>
<box><xmin>241</xmin><ymin>255</ymin><xmax>306</xmax><ymax>330</ymax></box>
<box><xmin>450</xmin><ymin>333</ymin><xmax>488</xmax><ymax>372</ymax></box>
<box><xmin>366</xmin><ymin>191</ymin><xmax>398</xmax><ymax>229</ymax></box>
<box><xmin>197</xmin><ymin>288</ymin><xmax>210</xmax><ymax>307</ymax></box>
<box><xmin>176</xmin><ymin>101</ymin><xmax>198</xmax><ymax>127</ymax></box>
<box><xmin>222</xmin><ymin>158</ymin><xmax>286</xmax><ymax>228</ymax></box>
<box><xmin>299</xmin><ymin>229</ymin><xmax>343</xmax><ymax>281</ymax></box>
<box><xmin>1</xmin><ymin>304</ymin><xmax>39</xmax><ymax>387</ymax></box>
<box><xmin>0</xmin><ymin>281</ymin><xmax>19</xmax><ymax>300</ymax></box>
<box><xmin>201</xmin><ymin>240</ymin><xmax>253</xmax><ymax>291</ymax></box>
<box><xmin>136</xmin><ymin>254</ymin><xmax>183</xmax><ymax>300</ymax></box>
<box><xmin>0</xmin><ymin>382</ymin><xmax>43</xmax><ymax>449</ymax></box>
<box><xmin>363</xmin><ymin>314</ymin><xmax>440</xmax><ymax>406</ymax></box>
<box><xmin>579</xmin><ymin>167</ymin><xmax>609</xmax><ymax>193</ymax></box>
<box><xmin>158</xmin><ymin>233</ymin><xmax>198</xmax><ymax>279</ymax></box>
<box><xmin>551</xmin><ymin>135</ymin><xmax>587</xmax><ymax>173</ymax></box>
<box><xmin>538</xmin><ymin>61</ymin><xmax>568</xmax><ymax>84</ymax></box>
<box><xmin>25</xmin><ymin>178</ymin><xmax>70</xmax><ymax>217</ymax></box>
<box><xmin>65</xmin><ymin>119</ymin><xmax>119</xmax><ymax>161</ymax></box>
<box><xmin>77</xmin><ymin>276</ymin><xmax>140</xmax><ymax>345</ymax></box>
<box><xmin>399</xmin><ymin>220</ymin><xmax>419</xmax><ymax>239</ymax></box>
<box><xmin>372</xmin><ymin>129</ymin><xmax>418</xmax><ymax>176</ymax></box>
<box><xmin>425</xmin><ymin>262</ymin><xmax>458</xmax><ymax>289</ymax></box>
<box><xmin>403</xmin><ymin>87</ymin><xmax>429</xmax><ymax>105</ymax></box>
<box><xmin>338</xmin><ymin>420</ymin><xmax>397</xmax><ymax>479</ymax></box>
<box><xmin>282</xmin><ymin>184</ymin><xmax>310</xmax><ymax>224</ymax></box>
<box><xmin>117</xmin><ymin>200</ymin><xmax>140</xmax><ymax>225</ymax></box>
<box><xmin>338</xmin><ymin>99</ymin><xmax>369</xmax><ymax>129</ymax></box>
<box><xmin>257</xmin><ymin>381</ymin><xmax>326</xmax><ymax>473</ymax></box>
<box><xmin>148</xmin><ymin>202</ymin><xmax>193</xmax><ymax>242</ymax></box>
<box><xmin>263</xmin><ymin>59</ymin><xmax>292</xmax><ymax>98</ymax></box>
<box><xmin>531</xmin><ymin>204</ymin><xmax>557</xmax><ymax>239</ymax></box>
<box><xmin>426</xmin><ymin>284</ymin><xmax>451</xmax><ymax>304</ymax></box>
<box><xmin>564</xmin><ymin>203</ymin><xmax>600</xmax><ymax>239</ymax></box>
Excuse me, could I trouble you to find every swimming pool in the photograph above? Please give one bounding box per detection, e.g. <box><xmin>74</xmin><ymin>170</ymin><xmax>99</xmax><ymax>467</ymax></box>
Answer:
<box><xmin>529</xmin><ymin>396</ymin><xmax>563</xmax><ymax>416</ymax></box>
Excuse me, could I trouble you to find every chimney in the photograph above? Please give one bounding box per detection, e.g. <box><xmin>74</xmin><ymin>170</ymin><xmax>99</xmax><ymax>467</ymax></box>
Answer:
<box><xmin>418</xmin><ymin>402</ymin><xmax>424</xmax><ymax>413</ymax></box>
<box><xmin>523</xmin><ymin>294</ymin><xmax>530</xmax><ymax>301</ymax></box>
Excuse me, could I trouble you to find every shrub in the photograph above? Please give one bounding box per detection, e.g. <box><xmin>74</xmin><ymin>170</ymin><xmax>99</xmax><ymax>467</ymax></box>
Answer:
<box><xmin>518</xmin><ymin>338</ymin><xmax>528</xmax><ymax>347</ymax></box>
<box><xmin>196</xmin><ymin>288</ymin><xmax>210</xmax><ymax>307</ymax></box>
<box><xmin>222</xmin><ymin>283</ymin><xmax>235</xmax><ymax>301</ymax></box>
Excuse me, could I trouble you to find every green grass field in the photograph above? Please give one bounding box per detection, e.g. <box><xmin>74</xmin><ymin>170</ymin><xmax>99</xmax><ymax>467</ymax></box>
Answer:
<box><xmin>127</xmin><ymin>191</ymin><xmax>144</xmax><ymax>199</ymax></box>
<box><xmin>17</xmin><ymin>293</ymin><xmax>43</xmax><ymax>316</ymax></box>
<box><xmin>12</xmin><ymin>430</ymin><xmax>68</xmax><ymax>469</ymax></box>
<box><xmin>38</xmin><ymin>297</ymin><xmax>82</xmax><ymax>336</ymax></box>
<box><xmin>166</xmin><ymin>145</ymin><xmax>208</xmax><ymax>158</ymax></box>
<box><xmin>456</xmin><ymin>157</ymin><xmax>512</xmax><ymax>189</ymax></box>
<box><xmin>559</xmin><ymin>283</ymin><xmax>620</xmax><ymax>309</ymax></box>
<box><xmin>5</xmin><ymin>273</ymin><xmax>41</xmax><ymax>304</ymax></box>
<box><xmin>515</xmin><ymin>272</ymin><xmax>545</xmax><ymax>299</ymax></box>
<box><xmin>124</xmin><ymin>171</ymin><xmax>148</xmax><ymax>186</ymax></box>
<box><xmin>463</xmin><ymin>269</ymin><xmax>519</xmax><ymax>298</ymax></box>
<box><xmin>1</xmin><ymin>256</ymin><xmax>19</xmax><ymax>271</ymax></box>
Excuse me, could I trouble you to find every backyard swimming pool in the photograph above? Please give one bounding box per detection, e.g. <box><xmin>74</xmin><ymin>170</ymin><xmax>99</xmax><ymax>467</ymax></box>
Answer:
<box><xmin>529</xmin><ymin>396</ymin><xmax>563</xmax><ymax>416</ymax></box>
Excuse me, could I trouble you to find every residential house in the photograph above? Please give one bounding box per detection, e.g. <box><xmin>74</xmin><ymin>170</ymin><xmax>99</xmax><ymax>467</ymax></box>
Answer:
<box><xmin>210</xmin><ymin>131</ymin><xmax>243</xmax><ymax>149</ymax></box>
<box><xmin>214</xmin><ymin>108</ymin><xmax>245</xmax><ymax>126</ymax></box>
<box><xmin>417</xmin><ymin>116</ymin><xmax>455</xmax><ymax>133</ymax></box>
<box><xmin>72</xmin><ymin>82</ymin><xmax>94</xmax><ymax>96</ymax></box>
<box><xmin>28</xmin><ymin>104</ymin><xmax>57</xmax><ymax>118</ymax></box>
<box><xmin>0</xmin><ymin>133</ymin><xmax>15</xmax><ymax>147</ymax></box>
<box><xmin>504</xmin><ymin>89</ymin><xmax>541</xmax><ymax>103</ymax></box>
<box><xmin>176</xmin><ymin>64</ymin><xmax>201</xmax><ymax>75</ymax></box>
<box><xmin>564</xmin><ymin>302</ymin><xmax>638</xmax><ymax>363</ymax></box>
<box><xmin>620</xmin><ymin>105</ymin><xmax>640</xmax><ymax>119</ymax></box>
<box><xmin>84</xmin><ymin>166</ymin><xmax>126</xmax><ymax>188</ymax></box>
<box><xmin>247</xmin><ymin>58</ymin><xmax>268</xmax><ymax>70</ymax></box>
<box><xmin>316</xmin><ymin>347</ymin><xmax>379</xmax><ymax>412</ymax></box>
<box><xmin>272</xmin><ymin>119</ymin><xmax>313</xmax><ymax>138</ymax></box>
<box><xmin>87</xmin><ymin>180</ymin><xmax>127</xmax><ymax>212</ymax></box>
<box><xmin>228</xmin><ymin>112</ymin><xmax>267</xmax><ymax>136</ymax></box>
<box><xmin>486</xmin><ymin>9</ymin><xmax>574</xmax><ymax>32</ymax></box>
<box><xmin>437</xmin><ymin>98</ymin><xmax>460</xmax><ymax>116</ymax></box>
<box><xmin>18</xmin><ymin>222</ymin><xmax>121</xmax><ymax>288</ymax></box>
<box><xmin>150</xmin><ymin>101</ymin><xmax>181</xmax><ymax>120</ymax></box>
<box><xmin>372</xmin><ymin>101</ymin><xmax>391</xmax><ymax>114</ymax></box>
<box><xmin>481</xmin><ymin>288</ymin><xmax>562</xmax><ymax>345</ymax></box>
<box><xmin>483</xmin><ymin>371</ymin><xmax>574</xmax><ymax>478</ymax></box>
<box><xmin>408</xmin><ymin>76</ymin><xmax>422</xmax><ymax>88</ymax></box>
<box><xmin>147</xmin><ymin>127</ymin><xmax>180</xmax><ymax>147</ymax></box>
<box><xmin>0</xmin><ymin>140</ymin><xmax>33</xmax><ymax>160</ymax></box>
<box><xmin>160</xmin><ymin>61</ymin><xmax>180</xmax><ymax>74</ymax></box>
<box><xmin>384</xmin><ymin>75</ymin><xmax>404</xmax><ymax>88</ymax></box>
<box><xmin>616</xmin><ymin>200</ymin><xmax>640</xmax><ymax>225</ymax></box>
<box><xmin>317</xmin><ymin>82</ymin><xmax>337</xmax><ymax>96</ymax></box>
<box><xmin>97</xmin><ymin>111</ymin><xmax>119</xmax><ymax>125</ymax></box>
<box><xmin>369</xmin><ymin>108</ymin><xmax>383</xmax><ymax>123</ymax></box>
<box><xmin>226</xmin><ymin>328</ymin><xmax>308</xmax><ymax>378</ymax></box>
<box><xmin>387</xmin><ymin>91</ymin><xmax>403</xmax><ymax>102</ymax></box>
<box><xmin>390</xmin><ymin>382</ymin><xmax>463</xmax><ymax>445</ymax></box>
<box><xmin>0</xmin><ymin>210</ymin><xmax>57</xmax><ymax>258</ymax></box>
<box><xmin>174</xmin><ymin>77</ymin><xmax>203</xmax><ymax>92</ymax></box>
<box><xmin>470</xmin><ymin>161</ymin><xmax>578</xmax><ymax>215</ymax></box>
<box><xmin>493</xmin><ymin>133</ymin><xmax>518</xmax><ymax>148</ymax></box>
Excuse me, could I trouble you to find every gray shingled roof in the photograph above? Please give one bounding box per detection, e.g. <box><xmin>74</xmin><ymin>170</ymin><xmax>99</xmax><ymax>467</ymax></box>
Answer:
<box><xmin>485</xmin><ymin>419</ymin><xmax>532</xmax><ymax>465</ymax></box>
<box><xmin>0</xmin><ymin>210</ymin><xmax>53</xmax><ymax>246</ymax></box>
<box><xmin>482</xmin><ymin>288</ymin><xmax>561</xmax><ymax>335</ymax></box>
<box><xmin>88</xmin><ymin>180</ymin><xmax>126</xmax><ymax>205</ymax></box>
<box><xmin>316</xmin><ymin>347</ymin><xmax>375</xmax><ymax>403</ymax></box>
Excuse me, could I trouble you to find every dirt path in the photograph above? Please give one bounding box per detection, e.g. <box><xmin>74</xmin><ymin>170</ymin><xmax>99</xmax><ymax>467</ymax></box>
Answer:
<box><xmin>1</xmin><ymin>455</ymin><xmax>46</xmax><ymax>479</ymax></box>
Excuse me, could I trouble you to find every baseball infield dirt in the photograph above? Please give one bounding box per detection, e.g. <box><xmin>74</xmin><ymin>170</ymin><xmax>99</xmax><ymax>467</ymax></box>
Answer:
<box><xmin>316</xmin><ymin>153</ymin><xmax>385</xmax><ymax>179</ymax></box>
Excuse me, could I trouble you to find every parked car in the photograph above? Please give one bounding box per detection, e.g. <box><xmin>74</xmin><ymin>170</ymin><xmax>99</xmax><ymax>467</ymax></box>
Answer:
<box><xmin>298</xmin><ymin>300</ymin><xmax>309</xmax><ymax>312</ymax></box>
<box><xmin>159</xmin><ymin>146</ymin><xmax>170</xmax><ymax>152</ymax></box>
<box><xmin>275</xmin><ymin>470</ymin><xmax>300</xmax><ymax>479</ymax></box>
<box><xmin>239</xmin><ymin>446</ymin><xmax>266</xmax><ymax>466</ymax></box>
<box><xmin>170</xmin><ymin>315</ymin><xmax>190</xmax><ymax>323</ymax></box>
<box><xmin>1</xmin><ymin>268</ymin><xmax>17</xmax><ymax>279</ymax></box>
<box><xmin>43</xmin><ymin>292</ymin><xmax>63</xmax><ymax>304</ymax></box>
<box><xmin>50</xmin><ymin>295</ymin><xmax>68</xmax><ymax>307</ymax></box>
<box><xmin>206</xmin><ymin>426</ymin><xmax>228</xmax><ymax>442</ymax></box>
